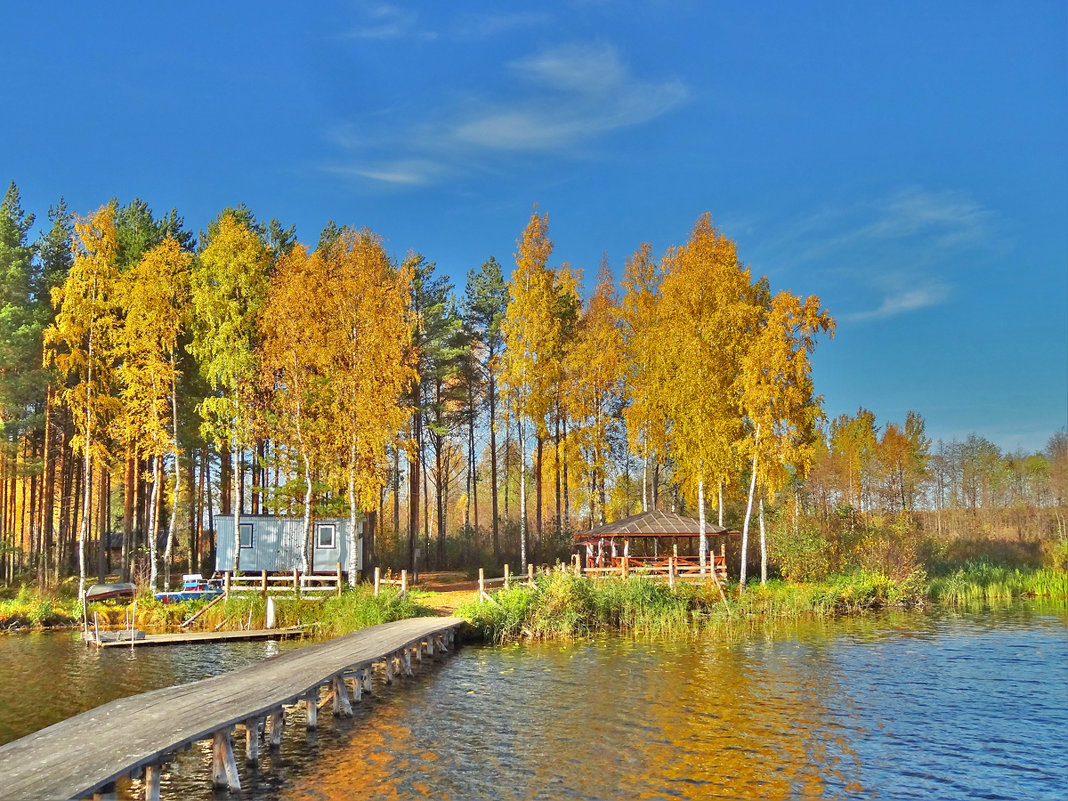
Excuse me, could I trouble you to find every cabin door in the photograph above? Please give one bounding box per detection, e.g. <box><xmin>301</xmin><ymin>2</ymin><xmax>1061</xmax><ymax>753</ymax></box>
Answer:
<box><xmin>312</xmin><ymin>523</ymin><xmax>339</xmax><ymax>574</ymax></box>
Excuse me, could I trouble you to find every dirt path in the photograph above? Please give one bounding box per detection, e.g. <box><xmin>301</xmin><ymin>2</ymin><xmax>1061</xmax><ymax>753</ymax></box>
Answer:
<box><xmin>413</xmin><ymin>571</ymin><xmax>481</xmax><ymax>614</ymax></box>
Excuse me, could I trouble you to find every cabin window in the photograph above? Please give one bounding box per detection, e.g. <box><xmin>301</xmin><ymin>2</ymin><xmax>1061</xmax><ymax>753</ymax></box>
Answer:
<box><xmin>317</xmin><ymin>524</ymin><xmax>336</xmax><ymax>549</ymax></box>
<box><xmin>239</xmin><ymin>523</ymin><xmax>254</xmax><ymax>548</ymax></box>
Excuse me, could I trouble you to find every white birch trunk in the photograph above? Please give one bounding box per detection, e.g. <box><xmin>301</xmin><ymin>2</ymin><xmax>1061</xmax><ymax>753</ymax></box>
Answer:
<box><xmin>740</xmin><ymin>423</ymin><xmax>760</xmax><ymax>590</ymax></box>
<box><xmin>759</xmin><ymin>496</ymin><xmax>767</xmax><ymax>585</ymax></box>
<box><xmin>164</xmin><ymin>373</ymin><xmax>179</xmax><ymax>589</ymax></box>
<box><xmin>149</xmin><ymin>455</ymin><xmax>160</xmax><ymax>591</ymax></box>
<box><xmin>232</xmin><ymin>393</ymin><xmax>241</xmax><ymax>573</ymax></box>
<box><xmin>347</xmin><ymin>436</ymin><xmax>358</xmax><ymax>587</ymax></box>
<box><xmin>519</xmin><ymin>416</ymin><xmax>527</xmax><ymax>572</ymax></box>
<box><xmin>718</xmin><ymin>481</ymin><xmax>724</xmax><ymax>528</ymax></box>
<box><xmin>698</xmin><ymin>478</ymin><xmax>707</xmax><ymax>575</ymax></box>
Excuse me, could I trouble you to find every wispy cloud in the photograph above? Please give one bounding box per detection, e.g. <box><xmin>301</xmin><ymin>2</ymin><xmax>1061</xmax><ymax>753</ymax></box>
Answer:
<box><xmin>454</xmin><ymin>11</ymin><xmax>551</xmax><ymax>39</ymax></box>
<box><xmin>845</xmin><ymin>281</ymin><xmax>951</xmax><ymax>322</ymax></box>
<box><xmin>327</xmin><ymin>41</ymin><xmax>688</xmax><ymax>186</ymax></box>
<box><xmin>345</xmin><ymin>5</ymin><xmax>437</xmax><ymax>41</ymax></box>
<box><xmin>446</xmin><ymin>43</ymin><xmax>687</xmax><ymax>151</ymax></box>
<box><xmin>855</xmin><ymin>188</ymin><xmax>991</xmax><ymax>246</ymax></box>
<box><xmin>323</xmin><ymin>159</ymin><xmax>447</xmax><ymax>186</ymax></box>
<box><xmin>743</xmin><ymin>187</ymin><xmax>996</xmax><ymax>324</ymax></box>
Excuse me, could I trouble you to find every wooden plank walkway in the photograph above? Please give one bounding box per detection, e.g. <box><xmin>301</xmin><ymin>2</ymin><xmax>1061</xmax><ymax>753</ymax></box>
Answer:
<box><xmin>86</xmin><ymin>626</ymin><xmax>307</xmax><ymax>648</ymax></box>
<box><xmin>0</xmin><ymin>616</ymin><xmax>463</xmax><ymax>800</ymax></box>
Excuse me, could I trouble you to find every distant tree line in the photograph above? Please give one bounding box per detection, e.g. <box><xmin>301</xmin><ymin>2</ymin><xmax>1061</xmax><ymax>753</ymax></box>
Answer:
<box><xmin>0</xmin><ymin>181</ymin><xmax>1062</xmax><ymax>597</ymax></box>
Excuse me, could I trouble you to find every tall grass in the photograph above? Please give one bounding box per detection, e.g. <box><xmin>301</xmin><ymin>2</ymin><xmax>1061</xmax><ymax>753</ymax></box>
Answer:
<box><xmin>0</xmin><ymin>583</ymin><xmax>433</xmax><ymax>637</ymax></box>
<box><xmin>458</xmin><ymin>573</ymin><xmax>695</xmax><ymax>643</ymax></box>
<box><xmin>925</xmin><ymin>560</ymin><xmax>1068</xmax><ymax>604</ymax></box>
<box><xmin>458</xmin><ymin>567</ymin><xmax>962</xmax><ymax>643</ymax></box>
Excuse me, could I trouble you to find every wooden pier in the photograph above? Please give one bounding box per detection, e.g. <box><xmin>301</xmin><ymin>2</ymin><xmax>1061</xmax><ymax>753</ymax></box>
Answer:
<box><xmin>83</xmin><ymin>626</ymin><xmax>307</xmax><ymax>648</ymax></box>
<box><xmin>0</xmin><ymin>616</ymin><xmax>463</xmax><ymax>800</ymax></box>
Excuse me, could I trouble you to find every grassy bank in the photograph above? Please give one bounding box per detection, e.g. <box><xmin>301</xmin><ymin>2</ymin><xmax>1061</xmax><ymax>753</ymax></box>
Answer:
<box><xmin>457</xmin><ymin>563</ymin><xmax>1068</xmax><ymax>643</ymax></box>
<box><xmin>0</xmin><ymin>583</ymin><xmax>432</xmax><ymax>636</ymax></box>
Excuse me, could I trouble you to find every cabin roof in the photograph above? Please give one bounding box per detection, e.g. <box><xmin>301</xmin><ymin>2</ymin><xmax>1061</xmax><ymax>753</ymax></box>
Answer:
<box><xmin>574</xmin><ymin>510</ymin><xmax>733</xmax><ymax>540</ymax></box>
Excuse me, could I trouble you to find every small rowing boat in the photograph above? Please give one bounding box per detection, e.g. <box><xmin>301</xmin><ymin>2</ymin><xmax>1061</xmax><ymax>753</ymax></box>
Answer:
<box><xmin>85</xmin><ymin>582</ymin><xmax>137</xmax><ymax>602</ymax></box>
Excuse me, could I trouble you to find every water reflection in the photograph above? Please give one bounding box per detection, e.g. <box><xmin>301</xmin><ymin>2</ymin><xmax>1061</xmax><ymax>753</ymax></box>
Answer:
<box><xmin>1</xmin><ymin>604</ymin><xmax>1065</xmax><ymax>800</ymax></box>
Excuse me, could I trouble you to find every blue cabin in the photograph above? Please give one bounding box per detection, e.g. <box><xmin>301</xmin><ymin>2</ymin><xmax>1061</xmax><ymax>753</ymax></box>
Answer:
<box><xmin>214</xmin><ymin>515</ymin><xmax>363</xmax><ymax>575</ymax></box>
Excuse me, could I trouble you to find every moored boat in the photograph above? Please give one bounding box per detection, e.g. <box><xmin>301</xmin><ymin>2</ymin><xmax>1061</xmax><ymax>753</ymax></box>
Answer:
<box><xmin>154</xmin><ymin>574</ymin><xmax>223</xmax><ymax>604</ymax></box>
<box><xmin>85</xmin><ymin>582</ymin><xmax>137</xmax><ymax>603</ymax></box>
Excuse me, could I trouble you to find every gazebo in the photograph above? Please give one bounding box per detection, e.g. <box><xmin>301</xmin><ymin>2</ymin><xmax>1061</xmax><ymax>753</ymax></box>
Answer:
<box><xmin>574</xmin><ymin>510</ymin><xmax>735</xmax><ymax>580</ymax></box>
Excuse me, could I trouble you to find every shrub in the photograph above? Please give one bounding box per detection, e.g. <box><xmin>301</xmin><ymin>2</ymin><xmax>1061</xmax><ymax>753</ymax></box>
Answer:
<box><xmin>769</xmin><ymin>524</ymin><xmax>832</xmax><ymax>582</ymax></box>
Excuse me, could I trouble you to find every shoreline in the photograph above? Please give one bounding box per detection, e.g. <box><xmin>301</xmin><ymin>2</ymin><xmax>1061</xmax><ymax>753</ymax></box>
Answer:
<box><xmin>3</xmin><ymin>563</ymin><xmax>1065</xmax><ymax>640</ymax></box>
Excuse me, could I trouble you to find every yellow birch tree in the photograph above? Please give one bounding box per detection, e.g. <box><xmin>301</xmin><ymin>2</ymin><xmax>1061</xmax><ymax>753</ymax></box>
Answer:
<box><xmin>114</xmin><ymin>238</ymin><xmax>192</xmax><ymax>589</ymax></box>
<box><xmin>320</xmin><ymin>228</ymin><xmax>416</xmax><ymax>584</ymax></box>
<box><xmin>43</xmin><ymin>203</ymin><xmax>120</xmax><ymax>601</ymax></box>
<box><xmin>739</xmin><ymin>291</ymin><xmax>834</xmax><ymax>587</ymax></box>
<box><xmin>501</xmin><ymin>210</ymin><xmax>556</xmax><ymax>569</ymax></box>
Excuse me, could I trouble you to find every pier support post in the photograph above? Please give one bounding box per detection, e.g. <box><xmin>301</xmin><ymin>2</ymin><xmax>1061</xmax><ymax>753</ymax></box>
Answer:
<box><xmin>244</xmin><ymin>717</ymin><xmax>262</xmax><ymax>764</ymax></box>
<box><xmin>211</xmin><ymin>729</ymin><xmax>241</xmax><ymax>791</ymax></box>
<box><xmin>362</xmin><ymin>666</ymin><xmax>373</xmax><ymax>694</ymax></box>
<box><xmin>269</xmin><ymin>708</ymin><xmax>284</xmax><ymax>748</ymax></box>
<box><xmin>415</xmin><ymin>641</ymin><xmax>424</xmax><ymax>664</ymax></box>
<box><xmin>144</xmin><ymin>765</ymin><xmax>161</xmax><ymax>801</ymax></box>
<box><xmin>383</xmin><ymin>655</ymin><xmax>394</xmax><ymax>684</ymax></box>
<box><xmin>305</xmin><ymin>690</ymin><xmax>319</xmax><ymax>729</ymax></box>
<box><xmin>400</xmin><ymin>570</ymin><xmax>408</xmax><ymax>595</ymax></box>
<box><xmin>403</xmin><ymin>648</ymin><xmax>414</xmax><ymax>677</ymax></box>
<box><xmin>332</xmin><ymin>675</ymin><xmax>353</xmax><ymax>717</ymax></box>
<box><xmin>527</xmin><ymin>563</ymin><xmax>535</xmax><ymax>587</ymax></box>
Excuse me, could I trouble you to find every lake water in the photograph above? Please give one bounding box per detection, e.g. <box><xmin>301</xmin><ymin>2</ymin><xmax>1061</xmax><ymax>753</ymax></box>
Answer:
<box><xmin>1</xmin><ymin>605</ymin><xmax>1065</xmax><ymax>800</ymax></box>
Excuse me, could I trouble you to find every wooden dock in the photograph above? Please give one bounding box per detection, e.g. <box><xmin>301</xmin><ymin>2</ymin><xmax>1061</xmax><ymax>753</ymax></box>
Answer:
<box><xmin>84</xmin><ymin>626</ymin><xmax>307</xmax><ymax>648</ymax></box>
<box><xmin>0</xmin><ymin>616</ymin><xmax>463</xmax><ymax>800</ymax></box>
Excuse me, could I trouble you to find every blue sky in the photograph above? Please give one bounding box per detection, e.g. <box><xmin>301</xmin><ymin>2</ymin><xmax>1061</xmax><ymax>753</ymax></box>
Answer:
<box><xmin>3</xmin><ymin>1</ymin><xmax>1065</xmax><ymax>452</ymax></box>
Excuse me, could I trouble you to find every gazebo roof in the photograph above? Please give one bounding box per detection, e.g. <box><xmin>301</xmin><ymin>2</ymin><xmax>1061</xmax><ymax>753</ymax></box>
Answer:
<box><xmin>575</xmin><ymin>510</ymin><xmax>730</xmax><ymax>540</ymax></box>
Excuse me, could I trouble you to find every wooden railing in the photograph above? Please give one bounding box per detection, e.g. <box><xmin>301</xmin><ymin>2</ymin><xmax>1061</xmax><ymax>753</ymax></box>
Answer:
<box><xmin>473</xmin><ymin>555</ymin><xmax>726</xmax><ymax>601</ymax></box>
<box><xmin>224</xmin><ymin>567</ymin><xmax>343</xmax><ymax>599</ymax></box>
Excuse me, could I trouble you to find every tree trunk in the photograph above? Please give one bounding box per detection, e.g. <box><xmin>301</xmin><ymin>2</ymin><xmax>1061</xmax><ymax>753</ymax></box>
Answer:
<box><xmin>206</xmin><ymin>452</ymin><xmax>215</xmax><ymax>571</ymax></box>
<box><xmin>163</xmin><ymin>379</ymin><xmax>180</xmax><ymax>589</ymax></box>
<box><xmin>519</xmin><ymin>416</ymin><xmax>527</xmax><ymax>571</ymax></box>
<box><xmin>489</xmin><ymin>385</ymin><xmax>500</xmax><ymax>561</ymax></box>
<box><xmin>563</xmin><ymin>416</ymin><xmax>570</xmax><ymax>525</ymax></box>
<box><xmin>503</xmin><ymin>413</ymin><xmax>510</xmax><ymax>522</ymax></box>
<box><xmin>740</xmin><ymin>424</ymin><xmax>760</xmax><ymax>591</ymax></box>
<box><xmin>759</xmin><ymin>496</ymin><xmax>767</xmax><ymax>585</ymax></box>
<box><xmin>96</xmin><ymin>462</ymin><xmax>107</xmax><ymax>583</ymax></box>
<box><xmin>149</xmin><ymin>455</ymin><xmax>160</xmax><ymax>590</ymax></box>
<box><xmin>219</xmin><ymin>441</ymin><xmax>231</xmax><ymax>516</ymax></box>
<box><xmin>41</xmin><ymin>386</ymin><xmax>57</xmax><ymax>587</ymax></box>
<box><xmin>698</xmin><ymin>478</ymin><xmax>707</xmax><ymax>573</ymax></box>
<box><xmin>347</xmin><ymin>437</ymin><xmax>358</xmax><ymax>587</ymax></box>
<box><xmin>392</xmin><ymin>445</ymin><xmax>400</xmax><ymax>542</ymax></box>
<box><xmin>554</xmin><ymin>411</ymin><xmax>561</xmax><ymax>537</ymax></box>
<box><xmin>535</xmin><ymin>433</ymin><xmax>543</xmax><ymax>550</ymax></box>
<box><xmin>409</xmin><ymin>423</ymin><xmax>420</xmax><ymax>575</ymax></box>
<box><xmin>232</xmin><ymin>389</ymin><xmax>243</xmax><ymax>573</ymax></box>
<box><xmin>188</xmin><ymin>448</ymin><xmax>199</xmax><ymax>574</ymax></box>
<box><xmin>122</xmin><ymin>447</ymin><xmax>135</xmax><ymax>581</ymax></box>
